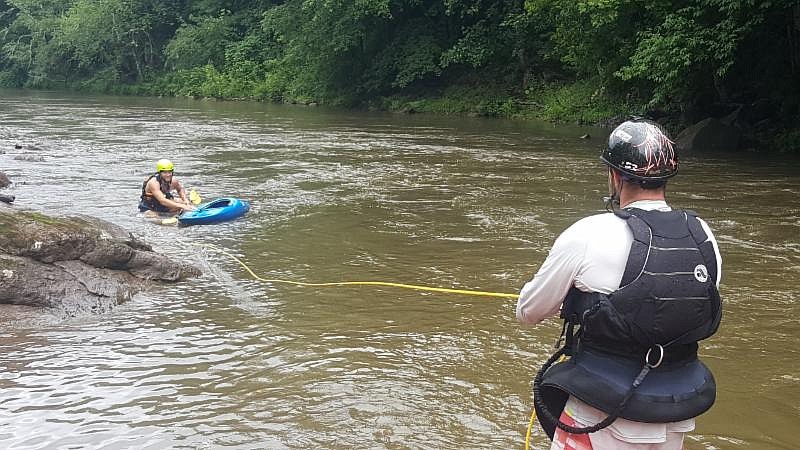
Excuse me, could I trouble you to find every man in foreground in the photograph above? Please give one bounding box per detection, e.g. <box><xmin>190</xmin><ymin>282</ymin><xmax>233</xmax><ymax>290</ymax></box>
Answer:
<box><xmin>139</xmin><ymin>159</ymin><xmax>196</xmax><ymax>215</ymax></box>
<box><xmin>517</xmin><ymin>119</ymin><xmax>723</xmax><ymax>449</ymax></box>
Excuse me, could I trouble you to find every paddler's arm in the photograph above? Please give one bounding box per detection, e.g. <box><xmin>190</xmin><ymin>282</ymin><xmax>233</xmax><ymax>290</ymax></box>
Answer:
<box><xmin>174</xmin><ymin>178</ymin><xmax>190</xmax><ymax>204</ymax></box>
<box><xmin>172</xmin><ymin>179</ymin><xmax>196</xmax><ymax>211</ymax></box>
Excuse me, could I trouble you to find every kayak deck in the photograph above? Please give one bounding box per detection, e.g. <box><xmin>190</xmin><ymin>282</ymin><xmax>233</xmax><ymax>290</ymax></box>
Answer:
<box><xmin>178</xmin><ymin>197</ymin><xmax>249</xmax><ymax>226</ymax></box>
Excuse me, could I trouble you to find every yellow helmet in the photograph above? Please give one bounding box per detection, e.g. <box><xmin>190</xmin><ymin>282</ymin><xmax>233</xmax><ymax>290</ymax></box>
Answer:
<box><xmin>156</xmin><ymin>159</ymin><xmax>174</xmax><ymax>172</ymax></box>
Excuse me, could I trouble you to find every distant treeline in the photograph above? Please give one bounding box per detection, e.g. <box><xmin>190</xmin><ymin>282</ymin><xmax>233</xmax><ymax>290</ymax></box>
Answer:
<box><xmin>1</xmin><ymin>0</ymin><xmax>798</xmax><ymax>150</ymax></box>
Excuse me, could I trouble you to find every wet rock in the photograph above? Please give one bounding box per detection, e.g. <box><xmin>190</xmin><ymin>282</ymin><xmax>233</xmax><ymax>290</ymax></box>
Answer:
<box><xmin>746</xmin><ymin>99</ymin><xmax>774</xmax><ymax>124</ymax></box>
<box><xmin>579</xmin><ymin>134</ymin><xmax>591</xmax><ymax>140</ymax></box>
<box><xmin>676</xmin><ymin>118</ymin><xmax>741</xmax><ymax>152</ymax></box>
<box><xmin>0</xmin><ymin>208</ymin><xmax>201</xmax><ymax>315</ymax></box>
<box><xmin>0</xmin><ymin>194</ymin><xmax>14</xmax><ymax>204</ymax></box>
<box><xmin>0</xmin><ymin>256</ymin><xmax>136</xmax><ymax>314</ymax></box>
<box><xmin>0</xmin><ymin>171</ymin><xmax>10</xmax><ymax>188</ymax></box>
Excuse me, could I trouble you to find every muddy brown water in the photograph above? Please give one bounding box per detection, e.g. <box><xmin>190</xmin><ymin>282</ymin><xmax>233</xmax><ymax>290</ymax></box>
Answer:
<box><xmin>0</xmin><ymin>89</ymin><xmax>798</xmax><ymax>449</ymax></box>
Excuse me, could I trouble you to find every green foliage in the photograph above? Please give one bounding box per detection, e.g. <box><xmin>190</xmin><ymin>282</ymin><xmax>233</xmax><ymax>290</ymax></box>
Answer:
<box><xmin>260</xmin><ymin>0</ymin><xmax>394</xmax><ymax>104</ymax></box>
<box><xmin>0</xmin><ymin>0</ymin><xmax>174</xmax><ymax>86</ymax></box>
<box><xmin>616</xmin><ymin>2</ymin><xmax>767</xmax><ymax>105</ymax></box>
<box><xmin>522</xmin><ymin>79</ymin><xmax>637</xmax><ymax>123</ymax></box>
<box><xmin>143</xmin><ymin>65</ymin><xmax>250</xmax><ymax>99</ymax></box>
<box><xmin>164</xmin><ymin>13</ymin><xmax>232</xmax><ymax>70</ymax></box>
<box><xmin>375</xmin><ymin>84</ymin><xmax>518</xmax><ymax>117</ymax></box>
<box><xmin>361</xmin><ymin>23</ymin><xmax>442</xmax><ymax>95</ymax></box>
<box><xmin>769</xmin><ymin>127</ymin><xmax>800</xmax><ymax>153</ymax></box>
<box><xmin>78</xmin><ymin>67</ymin><xmax>122</xmax><ymax>92</ymax></box>
<box><xmin>0</xmin><ymin>68</ymin><xmax>21</xmax><ymax>86</ymax></box>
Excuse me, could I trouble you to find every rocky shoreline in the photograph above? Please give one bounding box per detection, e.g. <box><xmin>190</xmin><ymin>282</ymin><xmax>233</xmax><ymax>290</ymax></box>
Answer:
<box><xmin>0</xmin><ymin>170</ymin><xmax>200</xmax><ymax>316</ymax></box>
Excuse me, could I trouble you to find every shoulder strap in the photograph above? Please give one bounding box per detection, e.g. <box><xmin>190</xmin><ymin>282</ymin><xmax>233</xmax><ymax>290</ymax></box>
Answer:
<box><xmin>683</xmin><ymin>210</ymin><xmax>718</xmax><ymax>284</ymax></box>
<box><xmin>619</xmin><ymin>209</ymin><xmax>652</xmax><ymax>287</ymax></box>
<box><xmin>141</xmin><ymin>174</ymin><xmax>155</xmax><ymax>198</ymax></box>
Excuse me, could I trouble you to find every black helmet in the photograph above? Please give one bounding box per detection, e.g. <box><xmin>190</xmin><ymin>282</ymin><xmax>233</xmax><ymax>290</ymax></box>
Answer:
<box><xmin>601</xmin><ymin>119</ymin><xmax>677</xmax><ymax>182</ymax></box>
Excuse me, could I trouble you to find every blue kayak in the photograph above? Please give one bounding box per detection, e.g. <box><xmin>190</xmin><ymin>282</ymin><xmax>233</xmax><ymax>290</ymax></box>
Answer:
<box><xmin>178</xmin><ymin>198</ymin><xmax>249</xmax><ymax>226</ymax></box>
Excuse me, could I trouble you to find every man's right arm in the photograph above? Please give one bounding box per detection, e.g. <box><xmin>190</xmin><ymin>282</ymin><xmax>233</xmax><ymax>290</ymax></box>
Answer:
<box><xmin>516</xmin><ymin>224</ymin><xmax>587</xmax><ymax>325</ymax></box>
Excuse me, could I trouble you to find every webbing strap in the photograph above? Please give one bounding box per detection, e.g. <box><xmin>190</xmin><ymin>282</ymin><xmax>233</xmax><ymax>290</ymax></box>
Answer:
<box><xmin>619</xmin><ymin>213</ymin><xmax>652</xmax><ymax>287</ymax></box>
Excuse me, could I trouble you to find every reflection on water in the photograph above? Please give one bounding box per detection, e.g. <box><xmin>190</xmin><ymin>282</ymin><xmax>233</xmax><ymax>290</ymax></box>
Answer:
<box><xmin>0</xmin><ymin>89</ymin><xmax>799</xmax><ymax>449</ymax></box>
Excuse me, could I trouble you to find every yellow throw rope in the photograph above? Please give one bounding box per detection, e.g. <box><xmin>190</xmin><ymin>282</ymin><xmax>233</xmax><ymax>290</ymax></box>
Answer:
<box><xmin>196</xmin><ymin>242</ymin><xmax>537</xmax><ymax>446</ymax></box>
<box><xmin>200</xmin><ymin>243</ymin><xmax>519</xmax><ymax>299</ymax></box>
<box><xmin>525</xmin><ymin>407</ymin><xmax>538</xmax><ymax>450</ymax></box>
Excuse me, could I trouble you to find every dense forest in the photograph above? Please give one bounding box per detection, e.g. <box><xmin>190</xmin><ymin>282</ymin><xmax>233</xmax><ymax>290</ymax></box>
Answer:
<box><xmin>0</xmin><ymin>0</ymin><xmax>798</xmax><ymax>151</ymax></box>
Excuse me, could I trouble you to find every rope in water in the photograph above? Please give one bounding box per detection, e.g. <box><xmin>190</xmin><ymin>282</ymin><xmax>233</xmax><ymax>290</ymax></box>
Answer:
<box><xmin>200</xmin><ymin>243</ymin><xmax>519</xmax><ymax>299</ymax></box>
<box><xmin>197</xmin><ymin>242</ymin><xmax>540</xmax><ymax>444</ymax></box>
<box><xmin>173</xmin><ymin>193</ymin><xmax>545</xmax><ymax>442</ymax></box>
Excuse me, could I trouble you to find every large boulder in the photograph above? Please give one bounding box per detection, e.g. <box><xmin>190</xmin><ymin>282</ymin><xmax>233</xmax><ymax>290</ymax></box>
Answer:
<box><xmin>675</xmin><ymin>118</ymin><xmax>741</xmax><ymax>152</ymax></box>
<box><xmin>0</xmin><ymin>208</ymin><xmax>200</xmax><ymax>315</ymax></box>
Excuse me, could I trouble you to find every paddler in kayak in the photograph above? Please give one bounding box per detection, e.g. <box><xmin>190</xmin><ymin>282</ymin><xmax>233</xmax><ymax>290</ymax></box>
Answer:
<box><xmin>138</xmin><ymin>159</ymin><xmax>196</xmax><ymax>216</ymax></box>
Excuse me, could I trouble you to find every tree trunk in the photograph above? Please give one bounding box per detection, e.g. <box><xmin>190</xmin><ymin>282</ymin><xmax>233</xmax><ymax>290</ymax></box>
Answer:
<box><xmin>131</xmin><ymin>40</ymin><xmax>143</xmax><ymax>81</ymax></box>
<box><xmin>791</xmin><ymin>4</ymin><xmax>800</xmax><ymax>74</ymax></box>
<box><xmin>713</xmin><ymin>71</ymin><xmax>729</xmax><ymax>103</ymax></box>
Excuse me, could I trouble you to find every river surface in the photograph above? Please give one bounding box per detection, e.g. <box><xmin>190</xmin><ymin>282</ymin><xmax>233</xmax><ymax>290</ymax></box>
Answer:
<box><xmin>0</xmin><ymin>89</ymin><xmax>798</xmax><ymax>449</ymax></box>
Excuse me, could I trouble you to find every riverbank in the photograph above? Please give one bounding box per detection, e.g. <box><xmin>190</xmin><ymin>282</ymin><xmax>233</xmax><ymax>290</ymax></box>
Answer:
<box><xmin>86</xmin><ymin>70</ymin><xmax>795</xmax><ymax>154</ymax></box>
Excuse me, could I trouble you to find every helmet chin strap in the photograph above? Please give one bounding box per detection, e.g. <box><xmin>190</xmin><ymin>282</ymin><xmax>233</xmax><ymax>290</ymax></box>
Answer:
<box><xmin>603</xmin><ymin>170</ymin><xmax>622</xmax><ymax>211</ymax></box>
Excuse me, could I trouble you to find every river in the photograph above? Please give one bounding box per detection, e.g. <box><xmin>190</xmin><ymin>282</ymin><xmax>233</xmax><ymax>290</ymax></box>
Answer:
<box><xmin>0</xmin><ymin>89</ymin><xmax>798</xmax><ymax>449</ymax></box>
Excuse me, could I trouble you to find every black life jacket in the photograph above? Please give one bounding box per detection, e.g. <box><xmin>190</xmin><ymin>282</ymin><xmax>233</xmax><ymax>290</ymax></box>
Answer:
<box><xmin>533</xmin><ymin>208</ymin><xmax>722</xmax><ymax>439</ymax></box>
<box><xmin>139</xmin><ymin>173</ymin><xmax>174</xmax><ymax>211</ymax></box>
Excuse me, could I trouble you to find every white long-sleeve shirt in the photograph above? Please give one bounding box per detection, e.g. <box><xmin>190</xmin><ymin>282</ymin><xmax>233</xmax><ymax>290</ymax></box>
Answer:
<box><xmin>517</xmin><ymin>200</ymin><xmax>722</xmax><ymax>325</ymax></box>
<box><xmin>516</xmin><ymin>199</ymin><xmax>722</xmax><ymax>448</ymax></box>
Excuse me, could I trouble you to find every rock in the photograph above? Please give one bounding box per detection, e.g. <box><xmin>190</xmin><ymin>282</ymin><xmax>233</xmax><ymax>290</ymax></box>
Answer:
<box><xmin>675</xmin><ymin>118</ymin><xmax>741</xmax><ymax>152</ymax></box>
<box><xmin>720</xmin><ymin>104</ymin><xmax>744</xmax><ymax>127</ymax></box>
<box><xmin>0</xmin><ymin>171</ymin><xmax>10</xmax><ymax>188</ymax></box>
<box><xmin>14</xmin><ymin>144</ymin><xmax>22</xmax><ymax>149</ymax></box>
<box><xmin>0</xmin><ymin>209</ymin><xmax>201</xmax><ymax>315</ymax></box>
<box><xmin>0</xmin><ymin>194</ymin><xmax>14</xmax><ymax>204</ymax></box>
<box><xmin>746</xmin><ymin>98</ymin><xmax>774</xmax><ymax>124</ymax></box>
<box><xmin>0</xmin><ymin>255</ymin><xmax>136</xmax><ymax>314</ymax></box>
<box><xmin>579</xmin><ymin>134</ymin><xmax>591</xmax><ymax>139</ymax></box>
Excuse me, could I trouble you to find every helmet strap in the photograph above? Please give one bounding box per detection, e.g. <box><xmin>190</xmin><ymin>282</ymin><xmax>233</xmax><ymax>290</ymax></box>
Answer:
<box><xmin>604</xmin><ymin>168</ymin><xmax>622</xmax><ymax>211</ymax></box>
